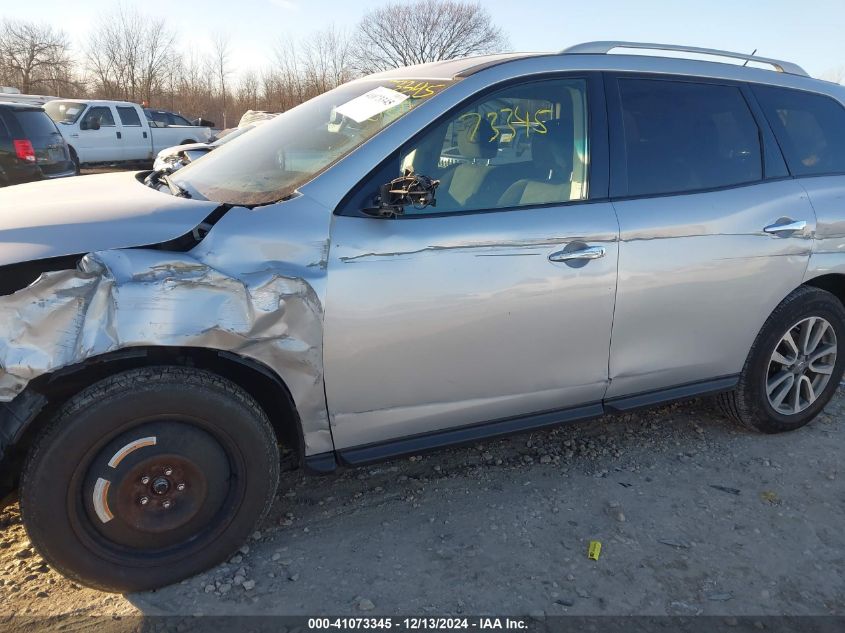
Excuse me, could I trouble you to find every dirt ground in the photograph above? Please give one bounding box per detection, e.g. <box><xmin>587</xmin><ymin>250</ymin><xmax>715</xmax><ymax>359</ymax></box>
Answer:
<box><xmin>1</xmin><ymin>389</ymin><xmax>844</xmax><ymax>618</ymax></box>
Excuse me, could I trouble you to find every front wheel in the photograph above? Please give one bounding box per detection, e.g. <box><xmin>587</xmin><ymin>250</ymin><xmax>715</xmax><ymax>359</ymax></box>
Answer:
<box><xmin>20</xmin><ymin>367</ymin><xmax>280</xmax><ymax>592</ymax></box>
<box><xmin>69</xmin><ymin>147</ymin><xmax>80</xmax><ymax>175</ymax></box>
<box><xmin>719</xmin><ymin>286</ymin><xmax>845</xmax><ymax>433</ymax></box>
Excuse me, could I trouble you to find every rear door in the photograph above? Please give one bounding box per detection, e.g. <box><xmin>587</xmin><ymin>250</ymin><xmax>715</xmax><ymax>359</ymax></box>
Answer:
<box><xmin>116</xmin><ymin>105</ymin><xmax>150</xmax><ymax>161</ymax></box>
<box><xmin>605</xmin><ymin>75</ymin><xmax>815</xmax><ymax>403</ymax></box>
<box><xmin>77</xmin><ymin>105</ymin><xmax>120</xmax><ymax>163</ymax></box>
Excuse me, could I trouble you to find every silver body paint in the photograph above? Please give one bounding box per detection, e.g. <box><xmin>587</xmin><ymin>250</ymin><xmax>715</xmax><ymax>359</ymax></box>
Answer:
<box><xmin>0</xmin><ymin>193</ymin><xmax>334</xmax><ymax>455</ymax></box>
<box><xmin>1</xmin><ymin>52</ymin><xmax>845</xmax><ymax>457</ymax></box>
<box><xmin>801</xmin><ymin>175</ymin><xmax>845</xmax><ymax>284</ymax></box>
<box><xmin>0</xmin><ymin>171</ymin><xmax>221</xmax><ymax>265</ymax></box>
<box><xmin>606</xmin><ymin>179</ymin><xmax>816</xmax><ymax>398</ymax></box>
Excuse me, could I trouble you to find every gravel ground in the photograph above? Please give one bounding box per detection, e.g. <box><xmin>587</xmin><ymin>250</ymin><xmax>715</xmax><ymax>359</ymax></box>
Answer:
<box><xmin>1</xmin><ymin>390</ymin><xmax>844</xmax><ymax>618</ymax></box>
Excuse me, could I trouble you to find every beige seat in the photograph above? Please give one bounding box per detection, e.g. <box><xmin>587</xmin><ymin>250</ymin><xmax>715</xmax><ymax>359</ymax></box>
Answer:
<box><xmin>497</xmin><ymin>121</ymin><xmax>574</xmax><ymax>207</ymax></box>
<box><xmin>438</xmin><ymin>117</ymin><xmax>499</xmax><ymax>208</ymax></box>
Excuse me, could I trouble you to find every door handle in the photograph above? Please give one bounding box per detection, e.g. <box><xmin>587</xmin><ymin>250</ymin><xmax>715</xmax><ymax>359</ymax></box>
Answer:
<box><xmin>763</xmin><ymin>219</ymin><xmax>806</xmax><ymax>234</ymax></box>
<box><xmin>116</xmin><ymin>131</ymin><xmax>122</xmax><ymax>139</ymax></box>
<box><xmin>549</xmin><ymin>245</ymin><xmax>606</xmax><ymax>262</ymax></box>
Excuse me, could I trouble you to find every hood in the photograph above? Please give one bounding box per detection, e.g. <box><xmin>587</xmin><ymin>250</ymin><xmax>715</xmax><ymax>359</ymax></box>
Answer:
<box><xmin>0</xmin><ymin>171</ymin><xmax>223</xmax><ymax>266</ymax></box>
<box><xmin>157</xmin><ymin>141</ymin><xmax>211</xmax><ymax>159</ymax></box>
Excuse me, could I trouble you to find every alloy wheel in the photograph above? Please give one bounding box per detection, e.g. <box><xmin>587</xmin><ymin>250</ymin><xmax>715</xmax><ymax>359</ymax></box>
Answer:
<box><xmin>766</xmin><ymin>316</ymin><xmax>837</xmax><ymax>415</ymax></box>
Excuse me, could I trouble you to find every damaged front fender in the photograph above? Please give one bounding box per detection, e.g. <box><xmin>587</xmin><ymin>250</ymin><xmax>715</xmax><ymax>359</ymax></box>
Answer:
<box><xmin>0</xmin><ymin>246</ymin><xmax>333</xmax><ymax>457</ymax></box>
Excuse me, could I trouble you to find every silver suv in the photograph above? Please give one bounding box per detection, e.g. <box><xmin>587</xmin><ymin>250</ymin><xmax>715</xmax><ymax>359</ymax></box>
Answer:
<box><xmin>2</xmin><ymin>42</ymin><xmax>845</xmax><ymax>592</ymax></box>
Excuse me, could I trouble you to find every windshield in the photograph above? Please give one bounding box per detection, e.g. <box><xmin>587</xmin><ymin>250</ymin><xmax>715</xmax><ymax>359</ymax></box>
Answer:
<box><xmin>44</xmin><ymin>101</ymin><xmax>87</xmax><ymax>124</ymax></box>
<box><xmin>210</xmin><ymin>124</ymin><xmax>255</xmax><ymax>147</ymax></box>
<box><xmin>171</xmin><ymin>78</ymin><xmax>455</xmax><ymax>205</ymax></box>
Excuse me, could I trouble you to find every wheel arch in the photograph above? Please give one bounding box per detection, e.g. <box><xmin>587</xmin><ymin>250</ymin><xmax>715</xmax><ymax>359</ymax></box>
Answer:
<box><xmin>0</xmin><ymin>346</ymin><xmax>305</xmax><ymax>498</ymax></box>
<box><xmin>803</xmin><ymin>272</ymin><xmax>845</xmax><ymax>308</ymax></box>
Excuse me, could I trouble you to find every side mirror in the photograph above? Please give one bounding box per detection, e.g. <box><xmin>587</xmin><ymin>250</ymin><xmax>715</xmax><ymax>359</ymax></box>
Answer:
<box><xmin>86</xmin><ymin>117</ymin><xmax>101</xmax><ymax>131</ymax></box>
<box><xmin>364</xmin><ymin>170</ymin><xmax>440</xmax><ymax>218</ymax></box>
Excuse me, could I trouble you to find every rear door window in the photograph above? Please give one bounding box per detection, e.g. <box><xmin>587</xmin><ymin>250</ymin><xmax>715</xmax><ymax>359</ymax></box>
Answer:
<box><xmin>14</xmin><ymin>110</ymin><xmax>61</xmax><ymax>138</ymax></box>
<box><xmin>83</xmin><ymin>106</ymin><xmax>115</xmax><ymax>127</ymax></box>
<box><xmin>618</xmin><ymin>78</ymin><xmax>763</xmax><ymax>196</ymax></box>
<box><xmin>117</xmin><ymin>106</ymin><xmax>142</xmax><ymax>127</ymax></box>
<box><xmin>752</xmin><ymin>85</ymin><xmax>845</xmax><ymax>176</ymax></box>
<box><xmin>147</xmin><ymin>111</ymin><xmax>168</xmax><ymax>125</ymax></box>
<box><xmin>168</xmin><ymin>113</ymin><xmax>191</xmax><ymax>126</ymax></box>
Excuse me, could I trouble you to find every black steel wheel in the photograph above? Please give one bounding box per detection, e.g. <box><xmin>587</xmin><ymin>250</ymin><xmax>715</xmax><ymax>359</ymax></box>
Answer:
<box><xmin>20</xmin><ymin>366</ymin><xmax>280</xmax><ymax>592</ymax></box>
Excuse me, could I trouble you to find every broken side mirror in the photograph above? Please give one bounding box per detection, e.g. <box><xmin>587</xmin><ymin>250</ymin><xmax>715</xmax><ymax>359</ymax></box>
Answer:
<box><xmin>364</xmin><ymin>170</ymin><xmax>440</xmax><ymax>218</ymax></box>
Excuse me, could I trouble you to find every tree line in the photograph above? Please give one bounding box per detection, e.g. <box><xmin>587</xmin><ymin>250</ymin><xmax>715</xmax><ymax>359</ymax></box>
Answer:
<box><xmin>0</xmin><ymin>0</ymin><xmax>507</xmax><ymax>129</ymax></box>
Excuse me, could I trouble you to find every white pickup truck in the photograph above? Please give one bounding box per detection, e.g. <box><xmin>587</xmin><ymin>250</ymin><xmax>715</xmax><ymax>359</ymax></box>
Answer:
<box><xmin>42</xmin><ymin>99</ymin><xmax>213</xmax><ymax>167</ymax></box>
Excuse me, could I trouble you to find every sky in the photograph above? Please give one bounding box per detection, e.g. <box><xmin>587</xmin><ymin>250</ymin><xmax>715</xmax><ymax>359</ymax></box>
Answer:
<box><xmin>4</xmin><ymin>0</ymin><xmax>845</xmax><ymax>80</ymax></box>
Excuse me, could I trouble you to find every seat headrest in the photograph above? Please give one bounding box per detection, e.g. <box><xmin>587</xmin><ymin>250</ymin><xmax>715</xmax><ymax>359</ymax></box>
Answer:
<box><xmin>456</xmin><ymin>115</ymin><xmax>497</xmax><ymax>160</ymax></box>
<box><xmin>531</xmin><ymin>120</ymin><xmax>573</xmax><ymax>180</ymax></box>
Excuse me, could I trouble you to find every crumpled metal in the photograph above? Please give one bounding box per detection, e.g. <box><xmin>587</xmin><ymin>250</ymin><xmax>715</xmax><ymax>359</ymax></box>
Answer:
<box><xmin>0</xmin><ymin>248</ymin><xmax>331</xmax><ymax>453</ymax></box>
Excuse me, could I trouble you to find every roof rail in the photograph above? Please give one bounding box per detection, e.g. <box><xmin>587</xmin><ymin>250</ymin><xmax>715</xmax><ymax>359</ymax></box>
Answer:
<box><xmin>561</xmin><ymin>41</ymin><xmax>809</xmax><ymax>77</ymax></box>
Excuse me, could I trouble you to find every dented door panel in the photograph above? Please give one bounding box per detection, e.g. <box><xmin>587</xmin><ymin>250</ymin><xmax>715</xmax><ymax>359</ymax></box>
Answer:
<box><xmin>607</xmin><ymin>179</ymin><xmax>815</xmax><ymax>398</ymax></box>
<box><xmin>323</xmin><ymin>205</ymin><xmax>619</xmax><ymax>450</ymax></box>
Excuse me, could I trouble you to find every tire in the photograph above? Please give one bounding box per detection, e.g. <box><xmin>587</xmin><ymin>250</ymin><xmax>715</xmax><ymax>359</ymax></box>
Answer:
<box><xmin>69</xmin><ymin>147</ymin><xmax>80</xmax><ymax>175</ymax></box>
<box><xmin>180</xmin><ymin>139</ymin><xmax>196</xmax><ymax>145</ymax></box>
<box><xmin>718</xmin><ymin>286</ymin><xmax>845</xmax><ymax>433</ymax></box>
<box><xmin>20</xmin><ymin>366</ymin><xmax>280</xmax><ymax>592</ymax></box>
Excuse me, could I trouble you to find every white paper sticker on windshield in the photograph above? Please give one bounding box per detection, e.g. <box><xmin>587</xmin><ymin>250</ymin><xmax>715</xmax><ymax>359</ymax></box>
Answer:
<box><xmin>335</xmin><ymin>87</ymin><xmax>409</xmax><ymax>123</ymax></box>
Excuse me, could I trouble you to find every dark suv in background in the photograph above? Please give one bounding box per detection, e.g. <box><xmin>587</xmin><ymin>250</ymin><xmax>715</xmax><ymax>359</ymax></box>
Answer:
<box><xmin>0</xmin><ymin>102</ymin><xmax>76</xmax><ymax>186</ymax></box>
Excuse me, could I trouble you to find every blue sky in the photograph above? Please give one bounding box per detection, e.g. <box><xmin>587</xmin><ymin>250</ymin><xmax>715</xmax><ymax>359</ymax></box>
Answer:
<box><xmin>6</xmin><ymin>0</ymin><xmax>845</xmax><ymax>80</ymax></box>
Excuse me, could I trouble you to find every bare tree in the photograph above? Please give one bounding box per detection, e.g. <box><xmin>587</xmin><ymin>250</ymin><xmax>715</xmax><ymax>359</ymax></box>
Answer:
<box><xmin>237</xmin><ymin>70</ymin><xmax>261</xmax><ymax>112</ymax></box>
<box><xmin>85</xmin><ymin>6</ymin><xmax>174</xmax><ymax>104</ymax></box>
<box><xmin>1</xmin><ymin>2</ymin><xmax>506</xmax><ymax>124</ymax></box>
<box><xmin>0</xmin><ymin>19</ymin><xmax>75</xmax><ymax>94</ymax></box>
<box><xmin>302</xmin><ymin>26</ymin><xmax>355</xmax><ymax>94</ymax></box>
<box><xmin>352</xmin><ymin>0</ymin><xmax>508</xmax><ymax>73</ymax></box>
<box><xmin>270</xmin><ymin>36</ymin><xmax>308</xmax><ymax>108</ymax></box>
<box><xmin>212</xmin><ymin>33</ymin><xmax>232</xmax><ymax>128</ymax></box>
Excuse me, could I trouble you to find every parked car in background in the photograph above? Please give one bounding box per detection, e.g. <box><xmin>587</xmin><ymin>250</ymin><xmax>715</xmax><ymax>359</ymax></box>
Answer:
<box><xmin>152</xmin><ymin>115</ymin><xmax>277</xmax><ymax>172</ymax></box>
<box><xmin>44</xmin><ymin>99</ymin><xmax>213</xmax><ymax>168</ymax></box>
<box><xmin>0</xmin><ymin>93</ymin><xmax>59</xmax><ymax>107</ymax></box>
<box><xmin>3</xmin><ymin>41</ymin><xmax>845</xmax><ymax>593</ymax></box>
<box><xmin>0</xmin><ymin>102</ymin><xmax>75</xmax><ymax>187</ymax></box>
<box><xmin>144</xmin><ymin>108</ymin><xmax>215</xmax><ymax>129</ymax></box>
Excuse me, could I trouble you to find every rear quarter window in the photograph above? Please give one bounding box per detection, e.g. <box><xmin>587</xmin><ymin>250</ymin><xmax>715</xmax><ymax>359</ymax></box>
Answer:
<box><xmin>14</xmin><ymin>110</ymin><xmax>61</xmax><ymax>138</ymax></box>
<box><xmin>753</xmin><ymin>85</ymin><xmax>845</xmax><ymax>177</ymax></box>
<box><xmin>169</xmin><ymin>113</ymin><xmax>191</xmax><ymax>126</ymax></box>
<box><xmin>147</xmin><ymin>110</ymin><xmax>168</xmax><ymax>124</ymax></box>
